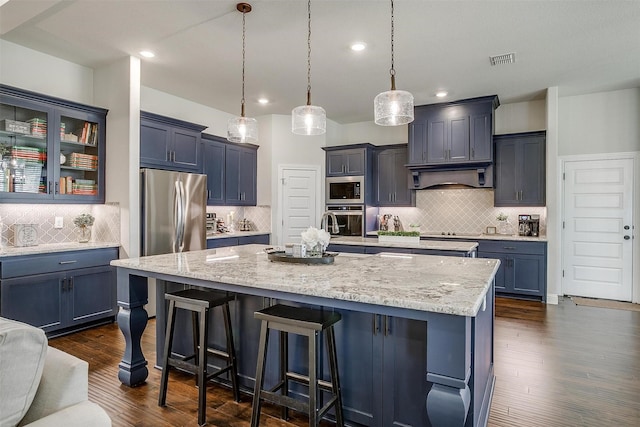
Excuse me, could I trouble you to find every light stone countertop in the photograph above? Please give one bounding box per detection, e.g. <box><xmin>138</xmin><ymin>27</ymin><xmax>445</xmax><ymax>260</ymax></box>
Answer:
<box><xmin>111</xmin><ymin>244</ymin><xmax>500</xmax><ymax>317</ymax></box>
<box><xmin>0</xmin><ymin>242</ymin><xmax>120</xmax><ymax>258</ymax></box>
<box><xmin>207</xmin><ymin>231</ymin><xmax>270</xmax><ymax>240</ymax></box>
<box><xmin>367</xmin><ymin>231</ymin><xmax>547</xmax><ymax>242</ymax></box>
<box><xmin>330</xmin><ymin>236</ymin><xmax>478</xmax><ymax>252</ymax></box>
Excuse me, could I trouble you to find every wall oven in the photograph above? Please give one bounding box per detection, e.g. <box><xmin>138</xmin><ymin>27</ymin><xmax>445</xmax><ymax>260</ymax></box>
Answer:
<box><xmin>327</xmin><ymin>205</ymin><xmax>364</xmax><ymax>236</ymax></box>
<box><xmin>326</xmin><ymin>176</ymin><xmax>365</xmax><ymax>204</ymax></box>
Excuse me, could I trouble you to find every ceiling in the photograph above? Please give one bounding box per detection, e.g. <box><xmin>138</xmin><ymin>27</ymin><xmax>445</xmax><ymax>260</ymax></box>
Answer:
<box><xmin>1</xmin><ymin>0</ymin><xmax>639</xmax><ymax>124</ymax></box>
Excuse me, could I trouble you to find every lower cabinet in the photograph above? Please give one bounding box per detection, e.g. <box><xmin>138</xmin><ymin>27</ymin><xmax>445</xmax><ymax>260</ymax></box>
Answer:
<box><xmin>0</xmin><ymin>247</ymin><xmax>119</xmax><ymax>335</ymax></box>
<box><xmin>333</xmin><ymin>309</ymin><xmax>429</xmax><ymax>426</ymax></box>
<box><xmin>206</xmin><ymin>234</ymin><xmax>270</xmax><ymax>249</ymax></box>
<box><xmin>326</xmin><ymin>243</ymin><xmax>474</xmax><ymax>257</ymax></box>
<box><xmin>477</xmin><ymin>240</ymin><xmax>546</xmax><ymax>301</ymax></box>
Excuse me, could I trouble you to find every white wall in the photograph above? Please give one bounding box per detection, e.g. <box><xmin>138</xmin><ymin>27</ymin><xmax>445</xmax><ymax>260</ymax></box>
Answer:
<box><xmin>558</xmin><ymin>88</ymin><xmax>640</xmax><ymax>155</ymax></box>
<box><xmin>94</xmin><ymin>57</ymin><xmax>141</xmax><ymax>259</ymax></box>
<box><xmin>140</xmin><ymin>86</ymin><xmax>234</xmax><ymax>136</ymax></box>
<box><xmin>494</xmin><ymin>99</ymin><xmax>546</xmax><ymax>134</ymax></box>
<box><xmin>546</xmin><ymin>87</ymin><xmax>561</xmax><ymax>302</ymax></box>
<box><xmin>0</xmin><ymin>40</ymin><xmax>94</xmax><ymax>105</ymax></box>
<box><xmin>338</xmin><ymin>121</ymin><xmax>407</xmax><ymax>146</ymax></box>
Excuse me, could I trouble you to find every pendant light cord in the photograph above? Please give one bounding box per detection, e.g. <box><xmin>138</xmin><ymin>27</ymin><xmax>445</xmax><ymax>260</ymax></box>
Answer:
<box><xmin>389</xmin><ymin>0</ymin><xmax>396</xmax><ymax>90</ymax></box>
<box><xmin>241</xmin><ymin>8</ymin><xmax>247</xmax><ymax>117</ymax></box>
<box><xmin>306</xmin><ymin>0</ymin><xmax>312</xmax><ymax>105</ymax></box>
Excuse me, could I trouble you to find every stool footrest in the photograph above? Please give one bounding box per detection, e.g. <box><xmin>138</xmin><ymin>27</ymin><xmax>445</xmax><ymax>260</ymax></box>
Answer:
<box><xmin>207</xmin><ymin>348</ymin><xmax>230</xmax><ymax>359</ymax></box>
<box><xmin>285</xmin><ymin>371</ymin><xmax>334</xmax><ymax>392</ymax></box>
<box><xmin>167</xmin><ymin>358</ymin><xmax>199</xmax><ymax>375</ymax></box>
<box><xmin>260</xmin><ymin>390</ymin><xmax>309</xmax><ymax>414</ymax></box>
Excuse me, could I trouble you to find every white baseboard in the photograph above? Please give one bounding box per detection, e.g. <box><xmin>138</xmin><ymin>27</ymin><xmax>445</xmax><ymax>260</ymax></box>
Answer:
<box><xmin>546</xmin><ymin>294</ymin><xmax>559</xmax><ymax>305</ymax></box>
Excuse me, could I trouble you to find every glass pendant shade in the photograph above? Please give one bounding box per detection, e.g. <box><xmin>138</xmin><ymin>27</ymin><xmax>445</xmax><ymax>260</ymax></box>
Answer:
<box><xmin>227</xmin><ymin>116</ymin><xmax>258</xmax><ymax>143</ymax></box>
<box><xmin>374</xmin><ymin>89</ymin><xmax>414</xmax><ymax>126</ymax></box>
<box><xmin>292</xmin><ymin>104</ymin><xmax>326</xmax><ymax>136</ymax></box>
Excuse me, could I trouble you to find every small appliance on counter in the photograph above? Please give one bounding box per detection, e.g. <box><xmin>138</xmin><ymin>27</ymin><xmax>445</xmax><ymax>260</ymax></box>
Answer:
<box><xmin>518</xmin><ymin>214</ymin><xmax>540</xmax><ymax>237</ymax></box>
<box><xmin>239</xmin><ymin>218</ymin><xmax>252</xmax><ymax>231</ymax></box>
<box><xmin>206</xmin><ymin>213</ymin><xmax>217</xmax><ymax>234</ymax></box>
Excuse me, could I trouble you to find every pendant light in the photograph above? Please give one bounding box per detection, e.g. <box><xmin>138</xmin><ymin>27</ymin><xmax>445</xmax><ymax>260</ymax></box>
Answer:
<box><xmin>374</xmin><ymin>0</ymin><xmax>414</xmax><ymax>126</ymax></box>
<box><xmin>292</xmin><ymin>0</ymin><xmax>326</xmax><ymax>135</ymax></box>
<box><xmin>228</xmin><ymin>3</ymin><xmax>258</xmax><ymax>143</ymax></box>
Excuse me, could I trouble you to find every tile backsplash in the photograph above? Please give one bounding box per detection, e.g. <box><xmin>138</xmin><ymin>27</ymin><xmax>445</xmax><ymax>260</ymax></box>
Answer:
<box><xmin>378</xmin><ymin>188</ymin><xmax>546</xmax><ymax>235</ymax></box>
<box><xmin>0</xmin><ymin>202</ymin><xmax>120</xmax><ymax>246</ymax></box>
<box><xmin>206</xmin><ymin>205</ymin><xmax>271</xmax><ymax>233</ymax></box>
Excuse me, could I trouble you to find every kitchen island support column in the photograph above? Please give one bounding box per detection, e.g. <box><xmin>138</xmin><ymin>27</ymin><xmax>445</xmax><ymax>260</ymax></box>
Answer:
<box><xmin>116</xmin><ymin>270</ymin><xmax>149</xmax><ymax>386</ymax></box>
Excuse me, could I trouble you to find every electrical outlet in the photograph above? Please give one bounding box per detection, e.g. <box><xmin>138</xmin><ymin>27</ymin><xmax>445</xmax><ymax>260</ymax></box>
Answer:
<box><xmin>54</xmin><ymin>217</ymin><xmax>64</xmax><ymax>229</ymax></box>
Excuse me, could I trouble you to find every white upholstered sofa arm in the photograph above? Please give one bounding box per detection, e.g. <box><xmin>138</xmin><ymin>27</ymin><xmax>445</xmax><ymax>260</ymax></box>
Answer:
<box><xmin>20</xmin><ymin>401</ymin><xmax>111</xmax><ymax>427</ymax></box>
<box><xmin>18</xmin><ymin>347</ymin><xmax>91</xmax><ymax>426</ymax></box>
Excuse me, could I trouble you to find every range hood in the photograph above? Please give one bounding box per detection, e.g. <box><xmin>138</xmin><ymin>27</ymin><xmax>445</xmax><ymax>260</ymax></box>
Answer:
<box><xmin>410</xmin><ymin>165</ymin><xmax>493</xmax><ymax>189</ymax></box>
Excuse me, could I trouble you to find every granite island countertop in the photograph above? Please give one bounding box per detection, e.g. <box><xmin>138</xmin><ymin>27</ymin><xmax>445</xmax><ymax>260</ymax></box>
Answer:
<box><xmin>0</xmin><ymin>242</ymin><xmax>120</xmax><ymax>258</ymax></box>
<box><xmin>207</xmin><ymin>231</ymin><xmax>270</xmax><ymax>240</ymax></box>
<box><xmin>330</xmin><ymin>236</ymin><xmax>478</xmax><ymax>252</ymax></box>
<box><xmin>111</xmin><ymin>244</ymin><xmax>500</xmax><ymax>317</ymax></box>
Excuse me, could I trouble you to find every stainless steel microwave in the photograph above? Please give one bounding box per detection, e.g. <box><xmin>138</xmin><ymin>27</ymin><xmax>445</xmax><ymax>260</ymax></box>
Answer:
<box><xmin>326</xmin><ymin>176</ymin><xmax>365</xmax><ymax>204</ymax></box>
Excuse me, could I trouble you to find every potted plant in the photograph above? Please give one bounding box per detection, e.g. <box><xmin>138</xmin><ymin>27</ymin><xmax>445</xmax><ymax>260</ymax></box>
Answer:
<box><xmin>73</xmin><ymin>213</ymin><xmax>95</xmax><ymax>243</ymax></box>
<box><xmin>377</xmin><ymin>230</ymin><xmax>420</xmax><ymax>244</ymax></box>
<box><xmin>496</xmin><ymin>212</ymin><xmax>511</xmax><ymax>235</ymax></box>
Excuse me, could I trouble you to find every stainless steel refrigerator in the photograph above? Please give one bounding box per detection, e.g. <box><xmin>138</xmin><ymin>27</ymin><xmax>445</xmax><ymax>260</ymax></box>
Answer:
<box><xmin>141</xmin><ymin>168</ymin><xmax>207</xmax><ymax>316</ymax></box>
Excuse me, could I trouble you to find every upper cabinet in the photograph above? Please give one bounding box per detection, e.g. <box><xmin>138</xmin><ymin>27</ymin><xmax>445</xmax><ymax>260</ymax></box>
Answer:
<box><xmin>408</xmin><ymin>95</ymin><xmax>499</xmax><ymax>168</ymax></box>
<box><xmin>324</xmin><ymin>146</ymin><xmax>372</xmax><ymax>177</ymax></box>
<box><xmin>494</xmin><ymin>131</ymin><xmax>546</xmax><ymax>207</ymax></box>
<box><xmin>225</xmin><ymin>143</ymin><xmax>257</xmax><ymax>206</ymax></box>
<box><xmin>374</xmin><ymin>145</ymin><xmax>414</xmax><ymax>207</ymax></box>
<box><xmin>0</xmin><ymin>85</ymin><xmax>107</xmax><ymax>203</ymax></box>
<box><xmin>201</xmin><ymin>133</ymin><xmax>258</xmax><ymax>206</ymax></box>
<box><xmin>140</xmin><ymin>111</ymin><xmax>206</xmax><ymax>173</ymax></box>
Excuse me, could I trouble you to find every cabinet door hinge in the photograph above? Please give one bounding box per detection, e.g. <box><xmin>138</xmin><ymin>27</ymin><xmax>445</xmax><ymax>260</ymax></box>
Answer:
<box><xmin>562</xmin><ymin>270</ymin><xmax>565</xmax><ymax>278</ymax></box>
<box><xmin>563</xmin><ymin>221</ymin><xmax>565</xmax><ymax>229</ymax></box>
<box><xmin>563</xmin><ymin>172</ymin><xmax>565</xmax><ymax>180</ymax></box>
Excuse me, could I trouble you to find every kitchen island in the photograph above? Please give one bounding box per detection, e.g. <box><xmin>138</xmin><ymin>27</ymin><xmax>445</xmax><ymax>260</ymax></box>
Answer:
<box><xmin>112</xmin><ymin>245</ymin><xmax>499</xmax><ymax>427</ymax></box>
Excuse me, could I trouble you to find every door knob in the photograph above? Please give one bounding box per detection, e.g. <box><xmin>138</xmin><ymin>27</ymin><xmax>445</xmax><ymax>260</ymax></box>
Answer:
<box><xmin>624</xmin><ymin>235</ymin><xmax>631</xmax><ymax>240</ymax></box>
<box><xmin>624</xmin><ymin>225</ymin><xmax>630</xmax><ymax>230</ymax></box>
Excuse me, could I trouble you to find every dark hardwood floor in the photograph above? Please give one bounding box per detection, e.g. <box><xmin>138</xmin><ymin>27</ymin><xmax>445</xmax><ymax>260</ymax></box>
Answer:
<box><xmin>49</xmin><ymin>297</ymin><xmax>640</xmax><ymax>426</ymax></box>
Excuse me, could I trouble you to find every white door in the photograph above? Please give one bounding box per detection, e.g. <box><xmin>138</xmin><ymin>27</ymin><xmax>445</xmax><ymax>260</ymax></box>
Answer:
<box><xmin>278</xmin><ymin>166</ymin><xmax>320</xmax><ymax>245</ymax></box>
<box><xmin>562</xmin><ymin>158</ymin><xmax>634</xmax><ymax>301</ymax></box>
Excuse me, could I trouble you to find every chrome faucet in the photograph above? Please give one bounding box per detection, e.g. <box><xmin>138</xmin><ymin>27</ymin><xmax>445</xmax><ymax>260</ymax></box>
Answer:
<box><xmin>320</xmin><ymin>211</ymin><xmax>340</xmax><ymax>234</ymax></box>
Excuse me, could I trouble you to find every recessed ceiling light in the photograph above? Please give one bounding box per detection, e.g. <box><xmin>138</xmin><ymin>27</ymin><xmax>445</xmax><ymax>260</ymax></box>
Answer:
<box><xmin>139</xmin><ymin>50</ymin><xmax>155</xmax><ymax>58</ymax></box>
<box><xmin>350</xmin><ymin>42</ymin><xmax>366</xmax><ymax>52</ymax></box>
<box><xmin>435</xmin><ymin>91</ymin><xmax>448</xmax><ymax>98</ymax></box>
<box><xmin>258</xmin><ymin>98</ymin><xmax>269</xmax><ymax>105</ymax></box>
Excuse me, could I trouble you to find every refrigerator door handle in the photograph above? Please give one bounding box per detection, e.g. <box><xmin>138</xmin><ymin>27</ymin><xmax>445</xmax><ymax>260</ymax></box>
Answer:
<box><xmin>173</xmin><ymin>180</ymin><xmax>182</xmax><ymax>253</ymax></box>
<box><xmin>177</xmin><ymin>180</ymin><xmax>187</xmax><ymax>252</ymax></box>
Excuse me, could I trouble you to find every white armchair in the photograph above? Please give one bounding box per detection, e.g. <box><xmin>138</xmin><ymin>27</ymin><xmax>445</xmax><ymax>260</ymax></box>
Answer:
<box><xmin>0</xmin><ymin>317</ymin><xmax>111</xmax><ymax>427</ymax></box>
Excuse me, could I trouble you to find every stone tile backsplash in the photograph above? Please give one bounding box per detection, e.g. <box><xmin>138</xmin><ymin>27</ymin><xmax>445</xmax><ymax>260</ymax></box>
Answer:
<box><xmin>0</xmin><ymin>202</ymin><xmax>120</xmax><ymax>247</ymax></box>
<box><xmin>379</xmin><ymin>188</ymin><xmax>546</xmax><ymax>235</ymax></box>
<box><xmin>206</xmin><ymin>205</ymin><xmax>271</xmax><ymax>233</ymax></box>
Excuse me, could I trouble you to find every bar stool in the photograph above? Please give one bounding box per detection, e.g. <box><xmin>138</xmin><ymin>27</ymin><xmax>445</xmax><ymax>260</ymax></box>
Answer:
<box><xmin>158</xmin><ymin>288</ymin><xmax>240</xmax><ymax>426</ymax></box>
<box><xmin>250</xmin><ymin>304</ymin><xmax>344</xmax><ymax>427</ymax></box>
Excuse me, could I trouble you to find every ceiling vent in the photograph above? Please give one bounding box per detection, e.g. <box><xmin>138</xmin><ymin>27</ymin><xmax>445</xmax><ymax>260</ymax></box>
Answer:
<box><xmin>489</xmin><ymin>52</ymin><xmax>515</xmax><ymax>66</ymax></box>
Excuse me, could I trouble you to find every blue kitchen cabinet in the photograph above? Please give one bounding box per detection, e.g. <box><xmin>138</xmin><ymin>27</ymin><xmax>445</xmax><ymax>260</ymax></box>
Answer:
<box><xmin>326</xmin><ymin>244</ymin><xmax>365</xmax><ymax>254</ymax></box>
<box><xmin>0</xmin><ymin>247</ymin><xmax>119</xmax><ymax>336</ymax></box>
<box><xmin>375</xmin><ymin>145</ymin><xmax>414</xmax><ymax>207</ymax></box>
<box><xmin>333</xmin><ymin>309</ymin><xmax>428</xmax><ymax>426</ymax></box>
<box><xmin>478</xmin><ymin>240</ymin><xmax>546</xmax><ymax>301</ymax></box>
<box><xmin>325</xmin><ymin>148</ymin><xmax>366</xmax><ymax>176</ymax></box>
<box><xmin>224</xmin><ymin>143</ymin><xmax>257</xmax><ymax>206</ymax></box>
<box><xmin>494</xmin><ymin>131</ymin><xmax>546</xmax><ymax>206</ymax></box>
<box><xmin>1</xmin><ymin>85</ymin><xmax>107</xmax><ymax>204</ymax></box>
<box><xmin>201</xmin><ymin>133</ymin><xmax>258</xmax><ymax>206</ymax></box>
<box><xmin>408</xmin><ymin>95</ymin><xmax>499</xmax><ymax>167</ymax></box>
<box><xmin>140</xmin><ymin>111</ymin><xmax>206</xmax><ymax>173</ymax></box>
<box><xmin>206</xmin><ymin>234</ymin><xmax>269</xmax><ymax>249</ymax></box>
<box><xmin>202</xmin><ymin>134</ymin><xmax>225</xmax><ymax>205</ymax></box>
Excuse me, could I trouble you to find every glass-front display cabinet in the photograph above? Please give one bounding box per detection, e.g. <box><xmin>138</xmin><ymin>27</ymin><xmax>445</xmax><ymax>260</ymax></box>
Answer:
<box><xmin>0</xmin><ymin>85</ymin><xmax>107</xmax><ymax>203</ymax></box>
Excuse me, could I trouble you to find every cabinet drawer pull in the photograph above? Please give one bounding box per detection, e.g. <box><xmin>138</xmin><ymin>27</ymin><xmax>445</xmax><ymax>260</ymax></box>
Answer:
<box><xmin>503</xmin><ymin>247</ymin><xmax>516</xmax><ymax>250</ymax></box>
<box><xmin>59</xmin><ymin>260</ymin><xmax>78</xmax><ymax>265</ymax></box>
